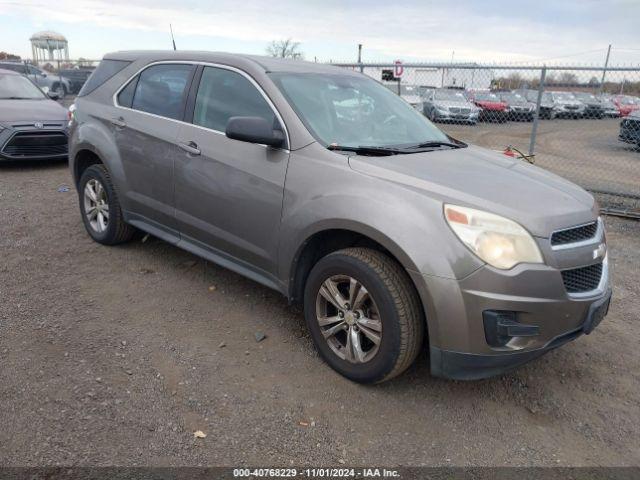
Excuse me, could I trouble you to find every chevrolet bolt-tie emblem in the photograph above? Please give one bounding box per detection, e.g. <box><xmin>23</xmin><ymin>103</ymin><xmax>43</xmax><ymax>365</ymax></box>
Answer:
<box><xmin>34</xmin><ymin>122</ymin><xmax>44</xmax><ymax>129</ymax></box>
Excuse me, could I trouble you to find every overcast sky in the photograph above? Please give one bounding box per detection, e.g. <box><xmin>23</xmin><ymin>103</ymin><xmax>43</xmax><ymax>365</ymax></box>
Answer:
<box><xmin>1</xmin><ymin>0</ymin><xmax>639</xmax><ymax>64</ymax></box>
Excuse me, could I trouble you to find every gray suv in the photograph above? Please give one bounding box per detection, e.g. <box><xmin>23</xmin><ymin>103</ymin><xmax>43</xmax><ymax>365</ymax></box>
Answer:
<box><xmin>69</xmin><ymin>51</ymin><xmax>611</xmax><ymax>383</ymax></box>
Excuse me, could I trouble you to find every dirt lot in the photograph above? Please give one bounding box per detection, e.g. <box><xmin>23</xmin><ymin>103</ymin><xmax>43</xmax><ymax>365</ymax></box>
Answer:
<box><xmin>1</xmin><ymin>114</ymin><xmax>640</xmax><ymax>467</ymax></box>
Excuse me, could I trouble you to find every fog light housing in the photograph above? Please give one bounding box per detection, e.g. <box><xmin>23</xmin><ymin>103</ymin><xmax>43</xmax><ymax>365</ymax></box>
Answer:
<box><xmin>483</xmin><ymin>310</ymin><xmax>540</xmax><ymax>348</ymax></box>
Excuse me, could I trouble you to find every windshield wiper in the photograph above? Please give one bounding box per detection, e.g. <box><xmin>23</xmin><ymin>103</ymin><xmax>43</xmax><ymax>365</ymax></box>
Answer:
<box><xmin>0</xmin><ymin>96</ymin><xmax>37</xmax><ymax>100</ymax></box>
<box><xmin>327</xmin><ymin>144</ymin><xmax>403</xmax><ymax>156</ymax></box>
<box><xmin>404</xmin><ymin>140</ymin><xmax>465</xmax><ymax>150</ymax></box>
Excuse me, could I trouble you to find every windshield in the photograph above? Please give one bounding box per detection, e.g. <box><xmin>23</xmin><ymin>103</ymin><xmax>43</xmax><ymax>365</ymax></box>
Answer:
<box><xmin>501</xmin><ymin>93</ymin><xmax>525</xmax><ymax>102</ymax></box>
<box><xmin>0</xmin><ymin>74</ymin><xmax>45</xmax><ymax>99</ymax></box>
<box><xmin>434</xmin><ymin>90</ymin><xmax>467</xmax><ymax>101</ymax></box>
<box><xmin>575</xmin><ymin>93</ymin><xmax>597</xmax><ymax>101</ymax></box>
<box><xmin>619</xmin><ymin>96</ymin><xmax>640</xmax><ymax>105</ymax></box>
<box><xmin>553</xmin><ymin>92</ymin><xmax>575</xmax><ymax>101</ymax></box>
<box><xmin>474</xmin><ymin>92</ymin><xmax>500</xmax><ymax>101</ymax></box>
<box><xmin>270</xmin><ymin>73</ymin><xmax>449</xmax><ymax>148</ymax></box>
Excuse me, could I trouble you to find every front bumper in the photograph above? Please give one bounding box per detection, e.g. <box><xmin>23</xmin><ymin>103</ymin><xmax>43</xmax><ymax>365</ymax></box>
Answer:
<box><xmin>409</xmin><ymin>226</ymin><xmax>611</xmax><ymax>380</ymax></box>
<box><xmin>433</xmin><ymin>110</ymin><xmax>478</xmax><ymax>123</ymax></box>
<box><xmin>430</xmin><ymin>289</ymin><xmax>611</xmax><ymax>380</ymax></box>
<box><xmin>555</xmin><ymin>106</ymin><xmax>585</xmax><ymax>118</ymax></box>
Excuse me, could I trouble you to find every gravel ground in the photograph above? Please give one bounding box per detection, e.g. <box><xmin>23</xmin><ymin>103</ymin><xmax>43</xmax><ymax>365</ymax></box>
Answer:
<box><xmin>0</xmin><ymin>111</ymin><xmax>639</xmax><ymax>467</ymax></box>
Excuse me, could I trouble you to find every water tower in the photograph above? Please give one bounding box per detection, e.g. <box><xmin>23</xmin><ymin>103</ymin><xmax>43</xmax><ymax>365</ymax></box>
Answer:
<box><xmin>30</xmin><ymin>31</ymin><xmax>69</xmax><ymax>64</ymax></box>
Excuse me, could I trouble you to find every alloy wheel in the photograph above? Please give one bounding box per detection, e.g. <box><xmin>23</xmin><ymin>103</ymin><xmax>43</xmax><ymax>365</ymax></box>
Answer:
<box><xmin>315</xmin><ymin>275</ymin><xmax>382</xmax><ymax>363</ymax></box>
<box><xmin>83</xmin><ymin>179</ymin><xmax>109</xmax><ymax>233</ymax></box>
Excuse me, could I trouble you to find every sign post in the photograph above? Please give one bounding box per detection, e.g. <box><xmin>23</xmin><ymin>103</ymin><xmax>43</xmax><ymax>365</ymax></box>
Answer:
<box><xmin>394</xmin><ymin>60</ymin><xmax>403</xmax><ymax>95</ymax></box>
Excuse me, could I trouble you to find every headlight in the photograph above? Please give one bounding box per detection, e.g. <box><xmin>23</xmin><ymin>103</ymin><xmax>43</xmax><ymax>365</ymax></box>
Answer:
<box><xmin>444</xmin><ymin>204</ymin><xmax>543</xmax><ymax>269</ymax></box>
<box><xmin>436</xmin><ymin>106</ymin><xmax>449</xmax><ymax>113</ymax></box>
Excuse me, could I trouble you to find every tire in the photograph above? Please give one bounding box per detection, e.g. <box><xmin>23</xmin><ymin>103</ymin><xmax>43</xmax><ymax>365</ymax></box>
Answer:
<box><xmin>52</xmin><ymin>82</ymin><xmax>65</xmax><ymax>99</ymax></box>
<box><xmin>78</xmin><ymin>164</ymin><xmax>135</xmax><ymax>245</ymax></box>
<box><xmin>303</xmin><ymin>247</ymin><xmax>424</xmax><ymax>384</ymax></box>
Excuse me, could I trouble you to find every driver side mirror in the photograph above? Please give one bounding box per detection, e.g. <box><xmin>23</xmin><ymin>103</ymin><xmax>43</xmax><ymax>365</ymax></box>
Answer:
<box><xmin>225</xmin><ymin>116</ymin><xmax>285</xmax><ymax>148</ymax></box>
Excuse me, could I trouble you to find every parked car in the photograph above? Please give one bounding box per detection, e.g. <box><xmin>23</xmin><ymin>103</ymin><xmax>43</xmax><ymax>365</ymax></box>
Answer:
<box><xmin>0</xmin><ymin>61</ymin><xmax>71</xmax><ymax>98</ymax></box>
<box><xmin>548</xmin><ymin>92</ymin><xmax>586</xmax><ymax>118</ymax></box>
<box><xmin>383</xmin><ymin>84</ymin><xmax>424</xmax><ymax>110</ymax></box>
<box><xmin>0</xmin><ymin>68</ymin><xmax>69</xmax><ymax>161</ymax></box>
<box><xmin>598</xmin><ymin>94</ymin><xmax>621</xmax><ymax>118</ymax></box>
<box><xmin>59</xmin><ymin>68</ymin><xmax>94</xmax><ymax>94</ymax></box>
<box><xmin>422</xmin><ymin>88</ymin><xmax>479</xmax><ymax>124</ymax></box>
<box><xmin>571</xmin><ymin>92</ymin><xmax>605</xmax><ymax>119</ymax></box>
<box><xmin>612</xmin><ymin>95</ymin><xmax>640</xmax><ymax>117</ymax></box>
<box><xmin>497</xmin><ymin>92</ymin><xmax>535</xmax><ymax>121</ymax></box>
<box><xmin>619</xmin><ymin>109</ymin><xmax>640</xmax><ymax>146</ymax></box>
<box><xmin>520</xmin><ymin>90</ymin><xmax>557</xmax><ymax>119</ymax></box>
<box><xmin>69</xmin><ymin>51</ymin><xmax>611</xmax><ymax>383</ymax></box>
<box><xmin>467</xmin><ymin>91</ymin><xmax>509</xmax><ymax>122</ymax></box>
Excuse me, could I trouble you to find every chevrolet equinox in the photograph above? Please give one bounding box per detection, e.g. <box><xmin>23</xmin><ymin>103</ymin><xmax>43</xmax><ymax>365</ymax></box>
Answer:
<box><xmin>69</xmin><ymin>51</ymin><xmax>612</xmax><ymax>383</ymax></box>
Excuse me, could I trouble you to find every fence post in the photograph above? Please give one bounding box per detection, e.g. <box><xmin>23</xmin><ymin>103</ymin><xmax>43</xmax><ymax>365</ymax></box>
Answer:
<box><xmin>529</xmin><ymin>66</ymin><xmax>547</xmax><ymax>156</ymax></box>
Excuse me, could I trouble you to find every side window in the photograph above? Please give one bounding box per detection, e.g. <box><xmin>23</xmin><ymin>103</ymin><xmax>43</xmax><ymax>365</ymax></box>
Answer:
<box><xmin>130</xmin><ymin>64</ymin><xmax>194</xmax><ymax>120</ymax></box>
<box><xmin>193</xmin><ymin>66</ymin><xmax>276</xmax><ymax>132</ymax></box>
<box><xmin>117</xmin><ymin>76</ymin><xmax>138</xmax><ymax>108</ymax></box>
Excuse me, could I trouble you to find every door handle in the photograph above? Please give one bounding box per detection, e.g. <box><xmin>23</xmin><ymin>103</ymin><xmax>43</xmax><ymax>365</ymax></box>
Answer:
<box><xmin>178</xmin><ymin>141</ymin><xmax>201</xmax><ymax>156</ymax></box>
<box><xmin>110</xmin><ymin>117</ymin><xmax>126</xmax><ymax>128</ymax></box>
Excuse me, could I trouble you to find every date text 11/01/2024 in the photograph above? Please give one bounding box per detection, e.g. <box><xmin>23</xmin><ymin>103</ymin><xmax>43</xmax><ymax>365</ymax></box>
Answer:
<box><xmin>232</xmin><ymin>468</ymin><xmax>400</xmax><ymax>477</ymax></box>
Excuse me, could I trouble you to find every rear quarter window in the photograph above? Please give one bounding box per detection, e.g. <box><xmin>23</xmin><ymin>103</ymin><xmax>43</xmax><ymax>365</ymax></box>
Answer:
<box><xmin>78</xmin><ymin>59</ymin><xmax>131</xmax><ymax>97</ymax></box>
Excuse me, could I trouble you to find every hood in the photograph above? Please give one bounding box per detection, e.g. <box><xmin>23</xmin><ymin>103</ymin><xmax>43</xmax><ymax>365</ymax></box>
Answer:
<box><xmin>0</xmin><ymin>99</ymin><xmax>67</xmax><ymax>123</ymax></box>
<box><xmin>555</xmin><ymin>99</ymin><xmax>582</xmax><ymax>106</ymax></box>
<box><xmin>475</xmin><ymin>100</ymin><xmax>506</xmax><ymax>110</ymax></box>
<box><xmin>348</xmin><ymin>145</ymin><xmax>595</xmax><ymax>237</ymax></box>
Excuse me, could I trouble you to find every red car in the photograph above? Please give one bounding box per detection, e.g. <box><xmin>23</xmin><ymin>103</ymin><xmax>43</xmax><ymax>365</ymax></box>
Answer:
<box><xmin>613</xmin><ymin>95</ymin><xmax>640</xmax><ymax>117</ymax></box>
<box><xmin>467</xmin><ymin>91</ymin><xmax>509</xmax><ymax>122</ymax></box>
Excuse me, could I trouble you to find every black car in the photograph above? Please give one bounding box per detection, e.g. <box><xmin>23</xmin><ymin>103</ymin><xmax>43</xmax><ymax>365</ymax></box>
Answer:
<box><xmin>0</xmin><ymin>68</ymin><xmax>69</xmax><ymax>161</ymax></box>
<box><xmin>520</xmin><ymin>90</ymin><xmax>557</xmax><ymax>119</ymax></box>
<box><xmin>59</xmin><ymin>68</ymin><xmax>94</xmax><ymax>94</ymax></box>
<box><xmin>573</xmin><ymin>92</ymin><xmax>604</xmax><ymax>119</ymax></box>
<box><xmin>619</xmin><ymin>109</ymin><xmax>640</xmax><ymax>147</ymax></box>
<box><xmin>498</xmin><ymin>92</ymin><xmax>535</xmax><ymax>121</ymax></box>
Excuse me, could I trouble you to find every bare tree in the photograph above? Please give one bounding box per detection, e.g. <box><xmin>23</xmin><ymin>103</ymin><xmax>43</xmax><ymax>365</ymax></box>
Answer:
<box><xmin>266</xmin><ymin>38</ymin><xmax>303</xmax><ymax>59</ymax></box>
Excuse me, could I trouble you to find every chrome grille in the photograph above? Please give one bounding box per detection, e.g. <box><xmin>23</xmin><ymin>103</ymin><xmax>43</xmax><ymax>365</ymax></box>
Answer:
<box><xmin>561</xmin><ymin>263</ymin><xmax>603</xmax><ymax>294</ymax></box>
<box><xmin>450</xmin><ymin>107</ymin><xmax>471</xmax><ymax>114</ymax></box>
<box><xmin>551</xmin><ymin>221</ymin><xmax>598</xmax><ymax>247</ymax></box>
<box><xmin>1</xmin><ymin>131</ymin><xmax>68</xmax><ymax>158</ymax></box>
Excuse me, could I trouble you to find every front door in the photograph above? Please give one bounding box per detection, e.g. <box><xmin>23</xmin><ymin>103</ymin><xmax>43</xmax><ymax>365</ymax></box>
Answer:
<box><xmin>174</xmin><ymin>65</ymin><xmax>290</xmax><ymax>280</ymax></box>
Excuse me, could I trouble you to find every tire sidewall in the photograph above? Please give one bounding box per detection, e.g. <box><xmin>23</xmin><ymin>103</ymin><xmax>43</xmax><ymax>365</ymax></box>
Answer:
<box><xmin>78</xmin><ymin>165</ymin><xmax>118</xmax><ymax>244</ymax></box>
<box><xmin>304</xmin><ymin>253</ymin><xmax>403</xmax><ymax>384</ymax></box>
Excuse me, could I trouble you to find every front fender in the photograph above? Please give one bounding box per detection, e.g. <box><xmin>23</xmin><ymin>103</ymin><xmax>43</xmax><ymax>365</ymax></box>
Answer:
<box><xmin>278</xmin><ymin>145</ymin><xmax>484</xmax><ymax>285</ymax></box>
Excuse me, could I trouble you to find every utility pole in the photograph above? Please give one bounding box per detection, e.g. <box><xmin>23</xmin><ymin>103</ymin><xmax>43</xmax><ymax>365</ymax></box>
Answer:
<box><xmin>599</xmin><ymin>44</ymin><xmax>611</xmax><ymax>94</ymax></box>
<box><xmin>357</xmin><ymin>44</ymin><xmax>363</xmax><ymax>73</ymax></box>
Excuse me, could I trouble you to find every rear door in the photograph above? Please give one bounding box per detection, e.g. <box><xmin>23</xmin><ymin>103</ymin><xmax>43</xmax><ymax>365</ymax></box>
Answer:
<box><xmin>113</xmin><ymin>63</ymin><xmax>196</xmax><ymax>235</ymax></box>
<box><xmin>174</xmin><ymin>65</ymin><xmax>290</xmax><ymax>280</ymax></box>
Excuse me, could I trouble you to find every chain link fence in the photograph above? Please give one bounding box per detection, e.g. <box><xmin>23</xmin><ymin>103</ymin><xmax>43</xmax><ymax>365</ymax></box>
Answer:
<box><xmin>332</xmin><ymin>62</ymin><xmax>640</xmax><ymax>217</ymax></box>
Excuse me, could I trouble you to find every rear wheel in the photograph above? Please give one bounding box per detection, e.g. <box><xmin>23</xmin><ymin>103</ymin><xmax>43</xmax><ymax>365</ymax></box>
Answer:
<box><xmin>78</xmin><ymin>164</ymin><xmax>135</xmax><ymax>245</ymax></box>
<box><xmin>303</xmin><ymin>248</ymin><xmax>424</xmax><ymax>384</ymax></box>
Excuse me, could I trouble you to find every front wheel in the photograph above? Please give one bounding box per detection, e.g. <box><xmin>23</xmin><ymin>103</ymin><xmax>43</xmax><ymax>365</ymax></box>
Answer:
<box><xmin>303</xmin><ymin>248</ymin><xmax>424</xmax><ymax>384</ymax></box>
